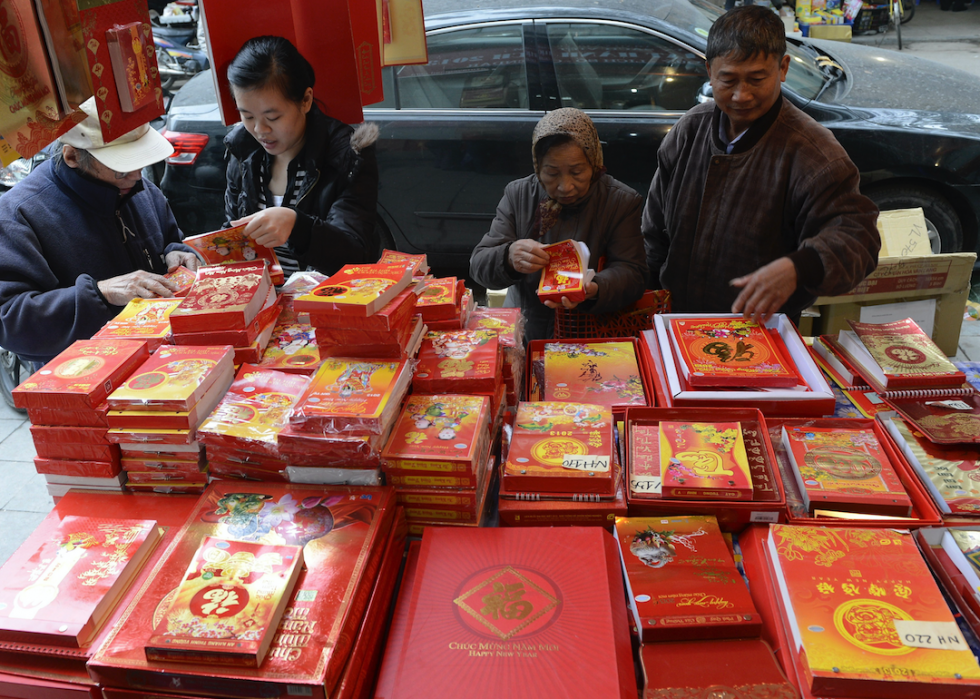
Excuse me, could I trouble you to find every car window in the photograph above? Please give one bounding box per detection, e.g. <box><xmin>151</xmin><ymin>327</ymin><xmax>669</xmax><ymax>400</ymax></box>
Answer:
<box><xmin>545</xmin><ymin>23</ymin><xmax>707</xmax><ymax>111</ymax></box>
<box><xmin>394</xmin><ymin>25</ymin><xmax>529</xmax><ymax>109</ymax></box>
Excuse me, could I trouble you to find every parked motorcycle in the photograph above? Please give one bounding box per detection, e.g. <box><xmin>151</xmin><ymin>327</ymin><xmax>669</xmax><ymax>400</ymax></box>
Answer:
<box><xmin>152</xmin><ymin>2</ymin><xmax>209</xmax><ymax>94</ymax></box>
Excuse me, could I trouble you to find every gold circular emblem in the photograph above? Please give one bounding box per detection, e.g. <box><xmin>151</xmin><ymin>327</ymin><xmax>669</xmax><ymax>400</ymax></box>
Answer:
<box><xmin>531</xmin><ymin>437</ymin><xmax>588</xmax><ymax>466</ymax></box>
<box><xmin>832</xmin><ymin>599</ymin><xmax>915</xmax><ymax>655</ymax></box>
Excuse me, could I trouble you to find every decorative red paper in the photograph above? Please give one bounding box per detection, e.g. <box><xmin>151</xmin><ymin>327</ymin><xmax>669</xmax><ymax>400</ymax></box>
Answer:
<box><xmin>105</xmin><ymin>21</ymin><xmax>155</xmax><ymax>112</ymax></box>
<box><xmin>536</xmin><ymin>240</ymin><xmax>590</xmax><ymax>304</ymax></box>
<box><xmin>415</xmin><ymin>277</ymin><xmax>457</xmax><ymax>321</ymax></box>
<box><xmin>382</xmin><ymin>394</ymin><xmax>490</xmax><ymax>473</ymax></box>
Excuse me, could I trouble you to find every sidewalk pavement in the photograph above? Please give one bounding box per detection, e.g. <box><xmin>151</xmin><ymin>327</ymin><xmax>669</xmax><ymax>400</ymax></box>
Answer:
<box><xmin>851</xmin><ymin>0</ymin><xmax>980</xmax><ymax>78</ymax></box>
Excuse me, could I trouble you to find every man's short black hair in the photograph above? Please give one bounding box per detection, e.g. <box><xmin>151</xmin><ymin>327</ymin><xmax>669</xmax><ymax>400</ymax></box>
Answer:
<box><xmin>706</xmin><ymin>6</ymin><xmax>787</xmax><ymax>65</ymax></box>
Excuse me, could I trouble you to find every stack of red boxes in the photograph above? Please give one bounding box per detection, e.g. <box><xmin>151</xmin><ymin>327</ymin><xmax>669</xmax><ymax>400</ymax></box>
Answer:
<box><xmin>466</xmin><ymin>306</ymin><xmax>525</xmax><ymax>407</ymax></box>
<box><xmin>283</xmin><ymin>357</ymin><xmax>414</xmax><ymax>485</ymax></box>
<box><xmin>12</xmin><ymin>339</ymin><xmax>150</xmax><ymax>498</ymax></box>
<box><xmin>256</xmin><ymin>272</ymin><xmax>326</xmax><ymax>376</ymax></box>
<box><xmin>197</xmin><ymin>364</ymin><xmax>311</xmax><ymax>482</ymax></box>
<box><xmin>105</xmin><ymin>345</ymin><xmax>236</xmax><ymax>494</ymax></box>
<box><xmin>168</xmin><ymin>260</ymin><xmax>280</xmax><ymax>365</ymax></box>
<box><xmin>417</xmin><ymin>277</ymin><xmax>475</xmax><ymax>331</ymax></box>
<box><xmin>413</xmin><ymin>329</ymin><xmax>505</xmax><ymax>430</ymax></box>
<box><xmin>381</xmin><ymin>394</ymin><xmax>494</xmax><ymax>535</ymax></box>
<box><xmin>92</xmin><ymin>298</ymin><xmax>183</xmax><ymax>352</ymax></box>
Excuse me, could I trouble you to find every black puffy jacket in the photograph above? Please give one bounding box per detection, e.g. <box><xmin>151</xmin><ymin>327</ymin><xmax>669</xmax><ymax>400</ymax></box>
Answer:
<box><xmin>223</xmin><ymin>104</ymin><xmax>379</xmax><ymax>276</ymax></box>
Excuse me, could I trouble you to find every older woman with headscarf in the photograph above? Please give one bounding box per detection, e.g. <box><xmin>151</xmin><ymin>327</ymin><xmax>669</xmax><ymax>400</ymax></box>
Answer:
<box><xmin>469</xmin><ymin>108</ymin><xmax>648</xmax><ymax>342</ymax></box>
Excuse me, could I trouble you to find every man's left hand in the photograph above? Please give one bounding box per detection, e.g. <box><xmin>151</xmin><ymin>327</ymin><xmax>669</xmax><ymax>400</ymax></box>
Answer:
<box><xmin>543</xmin><ymin>281</ymin><xmax>599</xmax><ymax>311</ymax></box>
<box><xmin>730</xmin><ymin>257</ymin><xmax>797</xmax><ymax>324</ymax></box>
<box><xmin>165</xmin><ymin>250</ymin><xmax>200</xmax><ymax>272</ymax></box>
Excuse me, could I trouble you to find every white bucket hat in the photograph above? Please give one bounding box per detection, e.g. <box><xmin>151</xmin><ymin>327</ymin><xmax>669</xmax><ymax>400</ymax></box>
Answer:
<box><xmin>60</xmin><ymin>98</ymin><xmax>173</xmax><ymax>172</ymax></box>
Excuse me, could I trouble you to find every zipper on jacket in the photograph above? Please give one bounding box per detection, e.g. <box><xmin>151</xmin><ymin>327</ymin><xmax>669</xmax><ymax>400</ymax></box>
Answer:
<box><xmin>116</xmin><ymin>210</ymin><xmax>154</xmax><ymax>270</ymax></box>
<box><xmin>294</xmin><ymin>169</ymin><xmax>321</xmax><ymax>207</ymax></box>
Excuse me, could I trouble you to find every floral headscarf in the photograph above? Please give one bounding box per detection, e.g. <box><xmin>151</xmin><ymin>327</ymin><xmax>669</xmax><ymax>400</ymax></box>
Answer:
<box><xmin>530</xmin><ymin>108</ymin><xmax>605</xmax><ymax>237</ymax></box>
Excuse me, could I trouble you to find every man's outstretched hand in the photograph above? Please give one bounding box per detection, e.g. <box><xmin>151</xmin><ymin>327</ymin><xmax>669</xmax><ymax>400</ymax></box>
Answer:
<box><xmin>730</xmin><ymin>257</ymin><xmax>797</xmax><ymax>325</ymax></box>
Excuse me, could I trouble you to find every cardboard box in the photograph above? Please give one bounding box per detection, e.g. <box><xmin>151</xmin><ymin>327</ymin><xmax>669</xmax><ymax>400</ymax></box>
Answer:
<box><xmin>808</xmin><ymin>24</ymin><xmax>851</xmax><ymax>40</ymax></box>
<box><xmin>801</xmin><ymin>251</ymin><xmax>976</xmax><ymax>356</ymax></box>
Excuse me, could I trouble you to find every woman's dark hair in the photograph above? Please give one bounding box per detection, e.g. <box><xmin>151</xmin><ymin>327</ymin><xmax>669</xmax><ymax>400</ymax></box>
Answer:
<box><xmin>534</xmin><ymin>133</ymin><xmax>576</xmax><ymax>167</ymax></box>
<box><xmin>706</xmin><ymin>6</ymin><xmax>786</xmax><ymax>65</ymax></box>
<box><xmin>227</xmin><ymin>36</ymin><xmax>315</xmax><ymax>104</ymax></box>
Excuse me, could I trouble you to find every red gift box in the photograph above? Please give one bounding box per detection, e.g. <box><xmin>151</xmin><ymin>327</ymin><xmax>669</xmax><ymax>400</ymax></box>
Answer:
<box><xmin>13</xmin><ymin>340</ymin><xmax>150</xmax><ymax>412</ymax></box>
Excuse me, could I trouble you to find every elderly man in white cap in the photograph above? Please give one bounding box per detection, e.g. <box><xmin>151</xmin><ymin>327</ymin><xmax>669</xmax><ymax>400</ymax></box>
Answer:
<box><xmin>0</xmin><ymin>98</ymin><xmax>200</xmax><ymax>365</ymax></box>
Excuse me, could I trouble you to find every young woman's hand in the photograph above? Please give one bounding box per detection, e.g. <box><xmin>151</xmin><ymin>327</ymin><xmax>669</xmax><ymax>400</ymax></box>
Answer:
<box><xmin>233</xmin><ymin>207</ymin><xmax>298</xmax><ymax>249</ymax></box>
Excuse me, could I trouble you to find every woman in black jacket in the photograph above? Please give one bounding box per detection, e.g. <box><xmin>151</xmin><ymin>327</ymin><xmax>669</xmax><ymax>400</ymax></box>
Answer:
<box><xmin>223</xmin><ymin>35</ymin><xmax>379</xmax><ymax>277</ymax></box>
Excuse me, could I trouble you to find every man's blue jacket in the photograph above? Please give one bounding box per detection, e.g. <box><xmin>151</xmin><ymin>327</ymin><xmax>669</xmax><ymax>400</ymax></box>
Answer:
<box><xmin>0</xmin><ymin>156</ymin><xmax>192</xmax><ymax>364</ymax></box>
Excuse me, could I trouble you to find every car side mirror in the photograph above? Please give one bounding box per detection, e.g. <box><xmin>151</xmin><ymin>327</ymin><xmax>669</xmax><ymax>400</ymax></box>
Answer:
<box><xmin>697</xmin><ymin>82</ymin><xmax>714</xmax><ymax>104</ymax></box>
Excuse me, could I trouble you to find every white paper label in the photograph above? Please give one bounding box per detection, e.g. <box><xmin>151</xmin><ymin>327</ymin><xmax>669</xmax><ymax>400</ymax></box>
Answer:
<box><xmin>925</xmin><ymin>400</ymin><xmax>973</xmax><ymax>411</ymax></box>
<box><xmin>749</xmin><ymin>511</ymin><xmax>780</xmax><ymax>523</ymax></box>
<box><xmin>629</xmin><ymin>476</ymin><xmax>662</xmax><ymax>494</ymax></box>
<box><xmin>562</xmin><ymin>454</ymin><xmax>610</xmax><ymax>473</ymax></box>
<box><xmin>892</xmin><ymin>620</ymin><xmax>968</xmax><ymax>652</ymax></box>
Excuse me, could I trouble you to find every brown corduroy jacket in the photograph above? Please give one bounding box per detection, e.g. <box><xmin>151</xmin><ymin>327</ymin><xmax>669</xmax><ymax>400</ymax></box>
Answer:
<box><xmin>642</xmin><ymin>97</ymin><xmax>880</xmax><ymax>316</ymax></box>
<box><xmin>470</xmin><ymin>173</ymin><xmax>647</xmax><ymax>342</ymax></box>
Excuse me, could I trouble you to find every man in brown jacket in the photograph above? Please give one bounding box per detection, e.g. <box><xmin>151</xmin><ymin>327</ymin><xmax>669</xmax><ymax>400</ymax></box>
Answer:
<box><xmin>642</xmin><ymin>6</ymin><xmax>879</xmax><ymax>323</ymax></box>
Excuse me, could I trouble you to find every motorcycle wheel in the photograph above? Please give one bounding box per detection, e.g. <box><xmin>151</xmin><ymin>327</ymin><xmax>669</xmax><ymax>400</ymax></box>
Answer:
<box><xmin>901</xmin><ymin>0</ymin><xmax>915</xmax><ymax>23</ymax></box>
<box><xmin>0</xmin><ymin>348</ymin><xmax>26</xmax><ymax>413</ymax></box>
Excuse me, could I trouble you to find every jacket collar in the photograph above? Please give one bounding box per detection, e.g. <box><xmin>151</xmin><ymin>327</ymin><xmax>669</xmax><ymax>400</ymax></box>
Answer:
<box><xmin>50</xmin><ymin>156</ymin><xmax>145</xmax><ymax>212</ymax></box>
<box><xmin>711</xmin><ymin>93</ymin><xmax>784</xmax><ymax>155</ymax></box>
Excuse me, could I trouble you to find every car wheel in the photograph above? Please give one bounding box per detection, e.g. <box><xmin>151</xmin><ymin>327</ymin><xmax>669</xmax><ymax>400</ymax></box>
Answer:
<box><xmin>864</xmin><ymin>184</ymin><xmax>964</xmax><ymax>253</ymax></box>
<box><xmin>0</xmin><ymin>349</ymin><xmax>26</xmax><ymax>413</ymax></box>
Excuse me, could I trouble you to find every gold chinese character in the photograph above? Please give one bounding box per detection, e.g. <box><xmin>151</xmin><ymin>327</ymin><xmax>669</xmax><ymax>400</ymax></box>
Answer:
<box><xmin>842</xmin><ymin>583</ymin><xmax>860</xmax><ymax>597</ymax></box>
<box><xmin>481</xmin><ymin>582</ymin><xmax>533</xmax><ymax>620</ymax></box>
<box><xmin>868</xmin><ymin>584</ymin><xmax>886</xmax><ymax>597</ymax></box>
<box><xmin>893</xmin><ymin>584</ymin><xmax>912</xmax><ymax>600</ymax></box>
<box><xmin>817</xmin><ymin>582</ymin><xmax>835</xmax><ymax>595</ymax></box>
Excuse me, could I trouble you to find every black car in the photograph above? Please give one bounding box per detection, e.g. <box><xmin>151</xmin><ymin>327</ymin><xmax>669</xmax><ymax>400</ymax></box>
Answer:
<box><xmin>153</xmin><ymin>0</ymin><xmax>980</xmax><ymax>273</ymax></box>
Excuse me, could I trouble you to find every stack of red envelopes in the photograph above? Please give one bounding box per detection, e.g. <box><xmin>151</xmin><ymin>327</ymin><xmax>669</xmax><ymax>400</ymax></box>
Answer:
<box><xmin>168</xmin><ymin>261</ymin><xmax>279</xmax><ymax>365</ymax></box>
<box><xmin>413</xmin><ymin>329</ymin><xmax>505</xmax><ymax>424</ymax></box>
<box><xmin>105</xmin><ymin>345</ymin><xmax>236</xmax><ymax>494</ymax></box>
<box><xmin>92</xmin><ymin>298</ymin><xmax>182</xmax><ymax>352</ymax></box>
<box><xmin>293</xmin><ymin>263</ymin><xmax>423</xmax><ymax>360</ymax></box>
<box><xmin>283</xmin><ymin>357</ymin><xmax>414</xmax><ymax>485</ymax></box>
<box><xmin>197</xmin><ymin>364</ymin><xmax>311</xmax><ymax>482</ymax></box>
<box><xmin>418</xmin><ymin>276</ymin><xmax>475</xmax><ymax>331</ymax></box>
<box><xmin>382</xmin><ymin>394</ymin><xmax>494</xmax><ymax>531</ymax></box>
<box><xmin>466</xmin><ymin>306</ymin><xmax>525</xmax><ymax>408</ymax></box>
<box><xmin>13</xmin><ymin>339</ymin><xmax>150</xmax><ymax>497</ymax></box>
<box><xmin>256</xmin><ymin>273</ymin><xmax>326</xmax><ymax>375</ymax></box>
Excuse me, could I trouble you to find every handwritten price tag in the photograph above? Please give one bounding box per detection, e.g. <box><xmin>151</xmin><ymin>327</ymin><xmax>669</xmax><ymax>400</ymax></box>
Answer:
<box><xmin>629</xmin><ymin>476</ymin><xmax>662</xmax><ymax>494</ymax></box>
<box><xmin>561</xmin><ymin>454</ymin><xmax>610</xmax><ymax>473</ymax></box>
<box><xmin>893</xmin><ymin>620</ymin><xmax>968</xmax><ymax>652</ymax></box>
<box><xmin>925</xmin><ymin>400</ymin><xmax>973</xmax><ymax>411</ymax></box>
